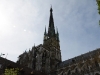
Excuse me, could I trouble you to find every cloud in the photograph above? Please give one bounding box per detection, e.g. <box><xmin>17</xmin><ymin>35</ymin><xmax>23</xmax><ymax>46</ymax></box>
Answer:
<box><xmin>0</xmin><ymin>0</ymin><xmax>100</xmax><ymax>62</ymax></box>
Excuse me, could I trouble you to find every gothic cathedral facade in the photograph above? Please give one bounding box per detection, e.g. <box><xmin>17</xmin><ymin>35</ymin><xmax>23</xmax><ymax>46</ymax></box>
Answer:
<box><xmin>17</xmin><ymin>7</ymin><xmax>62</xmax><ymax>74</ymax></box>
<box><xmin>17</xmin><ymin>7</ymin><xmax>100</xmax><ymax>75</ymax></box>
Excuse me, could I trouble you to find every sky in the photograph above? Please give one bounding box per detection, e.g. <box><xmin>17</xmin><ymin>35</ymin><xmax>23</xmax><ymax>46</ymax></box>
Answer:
<box><xmin>0</xmin><ymin>0</ymin><xmax>100</xmax><ymax>62</ymax></box>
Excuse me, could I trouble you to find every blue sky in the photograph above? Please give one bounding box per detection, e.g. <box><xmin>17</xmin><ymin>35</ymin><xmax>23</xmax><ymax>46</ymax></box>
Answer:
<box><xmin>0</xmin><ymin>0</ymin><xmax>100</xmax><ymax>62</ymax></box>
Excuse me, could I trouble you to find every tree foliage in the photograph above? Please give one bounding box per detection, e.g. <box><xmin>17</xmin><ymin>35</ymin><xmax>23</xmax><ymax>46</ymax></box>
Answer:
<box><xmin>4</xmin><ymin>68</ymin><xmax>19</xmax><ymax>75</ymax></box>
<box><xmin>96</xmin><ymin>0</ymin><xmax>100</xmax><ymax>14</ymax></box>
<box><xmin>96</xmin><ymin>0</ymin><xmax>100</xmax><ymax>25</ymax></box>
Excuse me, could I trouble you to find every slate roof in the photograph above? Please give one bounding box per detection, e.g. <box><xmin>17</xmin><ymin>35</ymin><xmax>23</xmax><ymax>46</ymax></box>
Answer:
<box><xmin>58</xmin><ymin>48</ymin><xmax>100</xmax><ymax>68</ymax></box>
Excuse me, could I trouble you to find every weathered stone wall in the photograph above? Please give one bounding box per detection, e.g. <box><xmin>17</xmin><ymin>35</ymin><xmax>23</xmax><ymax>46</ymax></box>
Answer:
<box><xmin>56</xmin><ymin>49</ymin><xmax>100</xmax><ymax>75</ymax></box>
<box><xmin>17</xmin><ymin>43</ymin><xmax>62</xmax><ymax>74</ymax></box>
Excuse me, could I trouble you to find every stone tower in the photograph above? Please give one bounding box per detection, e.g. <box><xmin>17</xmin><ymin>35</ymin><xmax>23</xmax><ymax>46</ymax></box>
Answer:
<box><xmin>43</xmin><ymin>7</ymin><xmax>62</xmax><ymax>72</ymax></box>
<box><xmin>17</xmin><ymin>7</ymin><xmax>62</xmax><ymax>74</ymax></box>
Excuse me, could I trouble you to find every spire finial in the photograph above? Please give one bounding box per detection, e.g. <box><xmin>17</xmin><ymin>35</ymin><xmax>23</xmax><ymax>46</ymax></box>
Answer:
<box><xmin>50</xmin><ymin>5</ymin><xmax>53</xmax><ymax>12</ymax></box>
<box><xmin>44</xmin><ymin>25</ymin><xmax>46</xmax><ymax>35</ymax></box>
<box><xmin>56</xmin><ymin>26</ymin><xmax>59</xmax><ymax>41</ymax></box>
<box><xmin>34</xmin><ymin>43</ymin><xmax>35</xmax><ymax>47</ymax></box>
<box><xmin>45</xmin><ymin>25</ymin><xmax>46</xmax><ymax>31</ymax></box>
<box><xmin>51</xmin><ymin>4</ymin><xmax>52</xmax><ymax>8</ymax></box>
<box><xmin>56</xmin><ymin>26</ymin><xmax>58</xmax><ymax>34</ymax></box>
<box><xmin>56</xmin><ymin>26</ymin><xmax>57</xmax><ymax>33</ymax></box>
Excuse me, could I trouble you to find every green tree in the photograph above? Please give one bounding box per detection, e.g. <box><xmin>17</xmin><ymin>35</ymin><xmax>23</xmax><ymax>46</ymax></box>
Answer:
<box><xmin>4</xmin><ymin>68</ymin><xmax>19</xmax><ymax>75</ymax></box>
<box><xmin>96</xmin><ymin>0</ymin><xmax>100</xmax><ymax>25</ymax></box>
<box><xmin>96</xmin><ymin>0</ymin><xmax>100</xmax><ymax>14</ymax></box>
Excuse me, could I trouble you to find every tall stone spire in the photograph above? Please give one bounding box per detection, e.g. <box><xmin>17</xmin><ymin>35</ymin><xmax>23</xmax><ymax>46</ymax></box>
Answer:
<box><xmin>56</xmin><ymin>27</ymin><xmax>59</xmax><ymax>42</ymax></box>
<box><xmin>44</xmin><ymin>26</ymin><xmax>46</xmax><ymax>35</ymax></box>
<box><xmin>48</xmin><ymin>6</ymin><xmax>55</xmax><ymax>38</ymax></box>
<box><xmin>43</xmin><ymin>26</ymin><xmax>47</xmax><ymax>42</ymax></box>
<box><xmin>43</xmin><ymin>7</ymin><xmax>60</xmax><ymax>50</ymax></box>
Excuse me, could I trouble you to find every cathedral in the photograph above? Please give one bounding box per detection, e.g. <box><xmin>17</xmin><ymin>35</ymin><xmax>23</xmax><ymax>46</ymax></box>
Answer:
<box><xmin>17</xmin><ymin>7</ymin><xmax>100</xmax><ymax>75</ymax></box>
